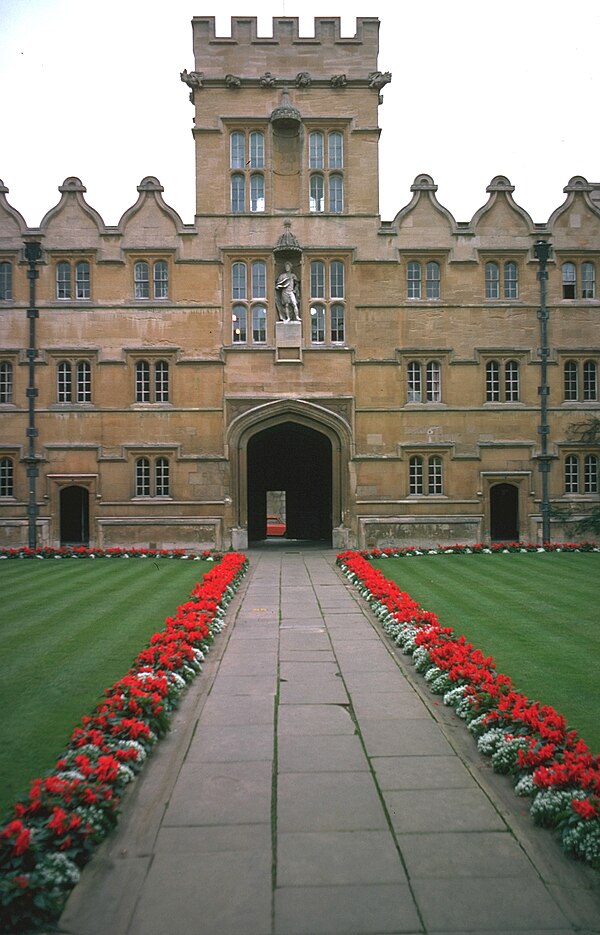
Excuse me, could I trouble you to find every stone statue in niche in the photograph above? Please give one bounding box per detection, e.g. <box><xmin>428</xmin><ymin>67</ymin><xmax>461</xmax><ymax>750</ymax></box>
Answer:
<box><xmin>275</xmin><ymin>262</ymin><xmax>301</xmax><ymax>322</ymax></box>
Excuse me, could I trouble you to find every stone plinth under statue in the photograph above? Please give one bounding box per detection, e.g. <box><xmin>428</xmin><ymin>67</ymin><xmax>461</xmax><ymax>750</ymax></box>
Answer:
<box><xmin>275</xmin><ymin>320</ymin><xmax>302</xmax><ymax>362</ymax></box>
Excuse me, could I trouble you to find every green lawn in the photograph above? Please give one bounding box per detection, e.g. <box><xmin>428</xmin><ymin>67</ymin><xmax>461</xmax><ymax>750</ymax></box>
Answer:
<box><xmin>0</xmin><ymin>558</ymin><xmax>211</xmax><ymax>820</ymax></box>
<box><xmin>371</xmin><ymin>552</ymin><xmax>600</xmax><ymax>752</ymax></box>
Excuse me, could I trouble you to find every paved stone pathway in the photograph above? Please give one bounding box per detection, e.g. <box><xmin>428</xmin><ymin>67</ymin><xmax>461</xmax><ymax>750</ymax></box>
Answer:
<box><xmin>58</xmin><ymin>546</ymin><xmax>600</xmax><ymax>935</ymax></box>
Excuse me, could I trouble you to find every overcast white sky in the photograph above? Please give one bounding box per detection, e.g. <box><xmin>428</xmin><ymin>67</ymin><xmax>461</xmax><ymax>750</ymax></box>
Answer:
<box><xmin>1</xmin><ymin>0</ymin><xmax>598</xmax><ymax>228</ymax></box>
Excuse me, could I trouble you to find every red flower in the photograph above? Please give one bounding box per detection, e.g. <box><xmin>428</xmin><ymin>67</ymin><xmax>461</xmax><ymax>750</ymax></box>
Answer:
<box><xmin>572</xmin><ymin>798</ymin><xmax>599</xmax><ymax>820</ymax></box>
<box><xmin>48</xmin><ymin>807</ymin><xmax>69</xmax><ymax>835</ymax></box>
<box><xmin>14</xmin><ymin>827</ymin><xmax>31</xmax><ymax>855</ymax></box>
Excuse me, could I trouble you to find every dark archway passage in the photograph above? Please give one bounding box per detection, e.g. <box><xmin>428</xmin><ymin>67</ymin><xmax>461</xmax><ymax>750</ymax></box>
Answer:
<box><xmin>247</xmin><ymin>422</ymin><xmax>332</xmax><ymax>543</ymax></box>
<box><xmin>60</xmin><ymin>485</ymin><xmax>89</xmax><ymax>545</ymax></box>
<box><xmin>490</xmin><ymin>482</ymin><xmax>519</xmax><ymax>541</ymax></box>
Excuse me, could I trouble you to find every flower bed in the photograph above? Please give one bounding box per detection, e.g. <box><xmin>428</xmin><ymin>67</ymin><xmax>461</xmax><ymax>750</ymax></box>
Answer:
<box><xmin>0</xmin><ymin>546</ymin><xmax>222</xmax><ymax>560</ymax></box>
<box><xmin>352</xmin><ymin>540</ymin><xmax>599</xmax><ymax>559</ymax></box>
<box><xmin>0</xmin><ymin>552</ymin><xmax>248</xmax><ymax>933</ymax></box>
<box><xmin>336</xmin><ymin>549</ymin><xmax>600</xmax><ymax>872</ymax></box>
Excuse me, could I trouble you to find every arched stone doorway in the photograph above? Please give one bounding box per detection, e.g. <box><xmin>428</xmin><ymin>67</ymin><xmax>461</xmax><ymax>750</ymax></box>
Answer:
<box><xmin>227</xmin><ymin>399</ymin><xmax>351</xmax><ymax>547</ymax></box>
<box><xmin>247</xmin><ymin>422</ymin><xmax>332</xmax><ymax>542</ymax></box>
<box><xmin>490</xmin><ymin>482</ymin><xmax>519</xmax><ymax>541</ymax></box>
<box><xmin>60</xmin><ymin>485</ymin><xmax>89</xmax><ymax>545</ymax></box>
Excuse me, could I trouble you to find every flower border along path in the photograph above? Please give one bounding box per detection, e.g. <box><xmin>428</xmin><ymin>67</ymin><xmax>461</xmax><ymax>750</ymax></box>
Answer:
<box><xmin>336</xmin><ymin>548</ymin><xmax>600</xmax><ymax>873</ymax></box>
<box><xmin>0</xmin><ymin>551</ymin><xmax>248</xmax><ymax>934</ymax></box>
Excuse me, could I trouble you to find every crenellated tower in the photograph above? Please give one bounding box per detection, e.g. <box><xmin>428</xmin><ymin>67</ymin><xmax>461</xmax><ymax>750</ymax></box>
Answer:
<box><xmin>182</xmin><ymin>17</ymin><xmax>389</xmax><ymax>219</ymax></box>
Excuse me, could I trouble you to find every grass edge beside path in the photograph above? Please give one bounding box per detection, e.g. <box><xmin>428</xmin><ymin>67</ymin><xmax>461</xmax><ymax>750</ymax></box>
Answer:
<box><xmin>370</xmin><ymin>551</ymin><xmax>600</xmax><ymax>753</ymax></box>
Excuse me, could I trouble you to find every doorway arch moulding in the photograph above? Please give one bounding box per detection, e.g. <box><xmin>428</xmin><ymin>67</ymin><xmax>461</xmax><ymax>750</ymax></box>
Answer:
<box><xmin>226</xmin><ymin>398</ymin><xmax>353</xmax><ymax>549</ymax></box>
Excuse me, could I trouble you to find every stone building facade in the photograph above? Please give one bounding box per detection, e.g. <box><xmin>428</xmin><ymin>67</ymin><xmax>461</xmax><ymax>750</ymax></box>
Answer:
<box><xmin>0</xmin><ymin>16</ymin><xmax>599</xmax><ymax>550</ymax></box>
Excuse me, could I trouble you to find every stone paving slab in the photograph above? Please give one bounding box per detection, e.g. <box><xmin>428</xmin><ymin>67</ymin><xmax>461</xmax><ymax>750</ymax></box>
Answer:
<box><xmin>216</xmin><ymin>652</ymin><xmax>279</xmax><ymax>675</ymax></box>
<box><xmin>395</xmin><ymin>830</ymin><xmax>539</xmax><ymax>879</ymax></box>
<box><xmin>411</xmin><ymin>876</ymin><xmax>572</xmax><ymax>932</ymax></box>
<box><xmin>358</xmin><ymin>717</ymin><xmax>457</xmax><ymax>756</ymax></box>
<box><xmin>206</xmin><ymin>673</ymin><xmax>278</xmax><ymax>696</ymax></box>
<box><xmin>127</xmin><ymin>849</ymin><xmax>272</xmax><ymax>935</ymax></box>
<box><xmin>155</xmin><ymin>822</ymin><xmax>271</xmax><ymax>854</ymax></box>
<box><xmin>277</xmin><ymin>830</ymin><xmax>408</xmax><ymax>886</ymax></box>
<box><xmin>372</xmin><ymin>754</ymin><xmax>475</xmax><ymax>790</ymax></box>
<box><xmin>182</xmin><ymin>723</ymin><xmax>274</xmax><ymax>763</ymax></box>
<box><xmin>279</xmin><ymin>677</ymin><xmax>349</xmax><ymax>705</ymax></box>
<box><xmin>163</xmin><ymin>760</ymin><xmax>273</xmax><ymax>826</ymax></box>
<box><xmin>280</xmin><ymin>660</ymin><xmax>340</xmax><ymax>679</ymax></box>
<box><xmin>385</xmin><ymin>786</ymin><xmax>507</xmax><ymax>834</ymax></box>
<box><xmin>277</xmin><ymin>702</ymin><xmax>356</xmax><ymax>735</ymax></box>
<box><xmin>198</xmin><ymin>693</ymin><xmax>275</xmax><ymax>726</ymax></box>
<box><xmin>273</xmin><ymin>883</ymin><xmax>422</xmax><ymax>935</ymax></box>
<box><xmin>277</xmin><ymin>771</ymin><xmax>388</xmax><ymax>832</ymax></box>
<box><xmin>278</xmin><ymin>732</ymin><xmax>369</xmax><ymax>771</ymax></box>
<box><xmin>279</xmin><ymin>649</ymin><xmax>337</xmax><ymax>662</ymax></box>
<box><xmin>349</xmin><ymin>690</ymin><xmax>420</xmax><ymax>719</ymax></box>
<box><xmin>332</xmin><ymin>648</ymin><xmax>402</xmax><ymax>670</ymax></box>
<box><xmin>344</xmin><ymin>669</ymin><xmax>426</xmax><ymax>694</ymax></box>
<box><xmin>60</xmin><ymin>856</ymin><xmax>150</xmax><ymax>935</ymax></box>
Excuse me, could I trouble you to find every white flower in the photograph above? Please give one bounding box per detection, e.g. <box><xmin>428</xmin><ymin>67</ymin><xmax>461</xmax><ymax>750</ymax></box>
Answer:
<box><xmin>443</xmin><ymin>684</ymin><xmax>468</xmax><ymax>707</ymax></box>
<box><xmin>530</xmin><ymin>789</ymin><xmax>583</xmax><ymax>826</ymax></box>
<box><xmin>561</xmin><ymin>820</ymin><xmax>600</xmax><ymax>865</ymax></box>
<box><xmin>476</xmin><ymin>728</ymin><xmax>504</xmax><ymax>755</ymax></box>
<box><xmin>35</xmin><ymin>852</ymin><xmax>81</xmax><ymax>887</ymax></box>
<box><xmin>515</xmin><ymin>774</ymin><xmax>536</xmax><ymax>797</ymax></box>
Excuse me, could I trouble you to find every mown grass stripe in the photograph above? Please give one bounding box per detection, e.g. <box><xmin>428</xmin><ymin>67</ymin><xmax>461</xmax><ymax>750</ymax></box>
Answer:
<box><xmin>371</xmin><ymin>553</ymin><xmax>600</xmax><ymax>752</ymax></box>
<box><xmin>0</xmin><ymin>560</ymin><xmax>211</xmax><ymax>818</ymax></box>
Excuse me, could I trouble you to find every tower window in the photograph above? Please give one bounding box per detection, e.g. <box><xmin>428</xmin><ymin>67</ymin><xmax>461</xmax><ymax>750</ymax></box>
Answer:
<box><xmin>308</xmin><ymin>130</ymin><xmax>344</xmax><ymax>212</ymax></box>
<box><xmin>230</xmin><ymin>259</ymin><xmax>269</xmax><ymax>344</ymax></box>
<box><xmin>310</xmin><ymin>304</ymin><xmax>325</xmax><ymax>343</ymax></box>
<box><xmin>232</xmin><ymin>305</ymin><xmax>247</xmax><ymax>342</ymax></box>
<box><xmin>252</xmin><ymin>305</ymin><xmax>267</xmax><ymax>343</ymax></box>
<box><xmin>230</xmin><ymin>131</ymin><xmax>266</xmax><ymax>212</ymax></box>
<box><xmin>309</xmin><ymin>260</ymin><xmax>346</xmax><ymax>345</ymax></box>
<box><xmin>310</xmin><ymin>174</ymin><xmax>324</xmax><ymax>213</ymax></box>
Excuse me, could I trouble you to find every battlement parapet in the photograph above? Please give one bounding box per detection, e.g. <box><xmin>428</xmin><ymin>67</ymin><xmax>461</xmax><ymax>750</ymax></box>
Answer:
<box><xmin>192</xmin><ymin>17</ymin><xmax>380</xmax><ymax>78</ymax></box>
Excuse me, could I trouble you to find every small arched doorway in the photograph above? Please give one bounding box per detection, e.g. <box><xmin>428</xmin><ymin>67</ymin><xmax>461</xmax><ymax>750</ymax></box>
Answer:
<box><xmin>60</xmin><ymin>485</ymin><xmax>89</xmax><ymax>545</ymax></box>
<box><xmin>247</xmin><ymin>422</ymin><xmax>332</xmax><ymax>543</ymax></box>
<box><xmin>490</xmin><ymin>483</ymin><xmax>519</xmax><ymax>541</ymax></box>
